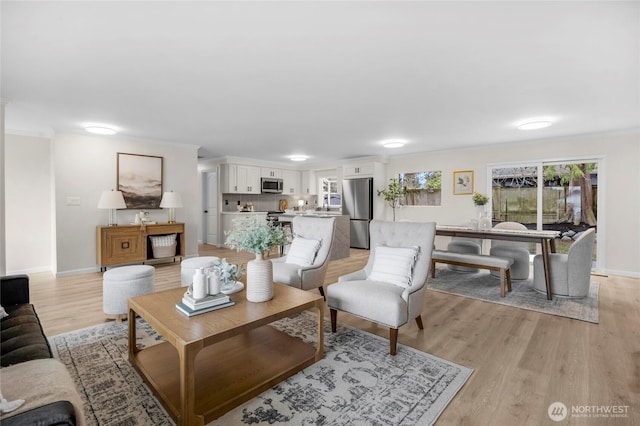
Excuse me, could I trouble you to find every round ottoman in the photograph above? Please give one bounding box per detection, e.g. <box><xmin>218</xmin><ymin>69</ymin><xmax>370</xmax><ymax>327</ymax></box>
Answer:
<box><xmin>103</xmin><ymin>265</ymin><xmax>155</xmax><ymax>321</ymax></box>
<box><xmin>180</xmin><ymin>256</ymin><xmax>220</xmax><ymax>286</ymax></box>
<box><xmin>447</xmin><ymin>237</ymin><xmax>483</xmax><ymax>273</ymax></box>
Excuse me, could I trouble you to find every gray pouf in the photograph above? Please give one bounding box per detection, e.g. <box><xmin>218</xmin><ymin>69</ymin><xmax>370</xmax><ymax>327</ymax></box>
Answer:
<box><xmin>447</xmin><ymin>238</ymin><xmax>483</xmax><ymax>273</ymax></box>
<box><xmin>103</xmin><ymin>265</ymin><xmax>155</xmax><ymax>321</ymax></box>
<box><xmin>180</xmin><ymin>256</ymin><xmax>220</xmax><ymax>286</ymax></box>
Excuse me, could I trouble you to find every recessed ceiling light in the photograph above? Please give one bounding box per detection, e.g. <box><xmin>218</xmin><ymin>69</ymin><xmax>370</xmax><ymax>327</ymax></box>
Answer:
<box><xmin>86</xmin><ymin>126</ymin><xmax>117</xmax><ymax>135</ymax></box>
<box><xmin>290</xmin><ymin>155</ymin><xmax>308</xmax><ymax>162</ymax></box>
<box><xmin>517</xmin><ymin>120</ymin><xmax>552</xmax><ymax>130</ymax></box>
<box><xmin>382</xmin><ymin>139</ymin><xmax>408</xmax><ymax>148</ymax></box>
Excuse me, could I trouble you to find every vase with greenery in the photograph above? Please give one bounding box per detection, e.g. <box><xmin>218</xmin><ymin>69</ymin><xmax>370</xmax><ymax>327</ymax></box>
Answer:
<box><xmin>472</xmin><ymin>192</ymin><xmax>492</xmax><ymax>229</ymax></box>
<box><xmin>225</xmin><ymin>217</ymin><xmax>287</xmax><ymax>302</ymax></box>
<box><xmin>377</xmin><ymin>178</ymin><xmax>407</xmax><ymax>221</ymax></box>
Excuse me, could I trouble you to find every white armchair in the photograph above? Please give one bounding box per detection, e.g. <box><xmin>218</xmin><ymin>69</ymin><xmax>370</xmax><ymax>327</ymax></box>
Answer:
<box><xmin>327</xmin><ymin>220</ymin><xmax>436</xmax><ymax>355</ymax></box>
<box><xmin>533</xmin><ymin>228</ymin><xmax>595</xmax><ymax>297</ymax></box>
<box><xmin>272</xmin><ymin>216</ymin><xmax>336</xmax><ymax>300</ymax></box>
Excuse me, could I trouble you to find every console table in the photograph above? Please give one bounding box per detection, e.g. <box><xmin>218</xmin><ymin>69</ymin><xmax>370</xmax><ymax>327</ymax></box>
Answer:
<box><xmin>96</xmin><ymin>223</ymin><xmax>185</xmax><ymax>270</ymax></box>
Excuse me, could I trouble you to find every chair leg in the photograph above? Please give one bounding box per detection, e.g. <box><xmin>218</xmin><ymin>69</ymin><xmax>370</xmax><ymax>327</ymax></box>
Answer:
<box><xmin>500</xmin><ymin>269</ymin><xmax>506</xmax><ymax>298</ymax></box>
<box><xmin>415</xmin><ymin>315</ymin><xmax>424</xmax><ymax>330</ymax></box>
<box><xmin>318</xmin><ymin>286</ymin><xmax>326</xmax><ymax>301</ymax></box>
<box><xmin>330</xmin><ymin>309</ymin><xmax>337</xmax><ymax>333</ymax></box>
<box><xmin>506</xmin><ymin>269</ymin><xmax>512</xmax><ymax>292</ymax></box>
<box><xmin>431</xmin><ymin>259</ymin><xmax>436</xmax><ymax>278</ymax></box>
<box><xmin>389</xmin><ymin>328</ymin><xmax>398</xmax><ymax>356</ymax></box>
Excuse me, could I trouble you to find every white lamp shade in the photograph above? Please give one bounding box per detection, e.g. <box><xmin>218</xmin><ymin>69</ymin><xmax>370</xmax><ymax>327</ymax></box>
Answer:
<box><xmin>298</xmin><ymin>199</ymin><xmax>304</xmax><ymax>206</ymax></box>
<box><xmin>160</xmin><ymin>191</ymin><xmax>183</xmax><ymax>208</ymax></box>
<box><xmin>97</xmin><ymin>190</ymin><xmax>126</xmax><ymax>209</ymax></box>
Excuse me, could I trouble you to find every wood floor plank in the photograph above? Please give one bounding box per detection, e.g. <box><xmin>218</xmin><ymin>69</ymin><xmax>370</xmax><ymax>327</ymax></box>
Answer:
<box><xmin>25</xmin><ymin>245</ymin><xmax>640</xmax><ymax>425</ymax></box>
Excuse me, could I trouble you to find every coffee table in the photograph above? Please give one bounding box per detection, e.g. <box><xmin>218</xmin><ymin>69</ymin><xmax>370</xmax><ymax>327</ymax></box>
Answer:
<box><xmin>128</xmin><ymin>283</ymin><xmax>324</xmax><ymax>425</ymax></box>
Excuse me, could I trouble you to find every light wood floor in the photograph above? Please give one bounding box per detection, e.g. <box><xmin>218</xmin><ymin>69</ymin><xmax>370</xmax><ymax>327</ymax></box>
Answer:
<box><xmin>27</xmin><ymin>245</ymin><xmax>640</xmax><ymax>425</ymax></box>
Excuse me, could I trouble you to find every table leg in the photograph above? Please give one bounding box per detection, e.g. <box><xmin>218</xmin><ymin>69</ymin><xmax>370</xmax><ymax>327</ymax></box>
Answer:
<box><xmin>178</xmin><ymin>343</ymin><xmax>204</xmax><ymax>426</ymax></box>
<box><xmin>550</xmin><ymin>238</ymin><xmax>557</xmax><ymax>253</ymax></box>
<box><xmin>128</xmin><ymin>308</ymin><xmax>138</xmax><ymax>358</ymax></box>
<box><xmin>540</xmin><ymin>240</ymin><xmax>553</xmax><ymax>300</ymax></box>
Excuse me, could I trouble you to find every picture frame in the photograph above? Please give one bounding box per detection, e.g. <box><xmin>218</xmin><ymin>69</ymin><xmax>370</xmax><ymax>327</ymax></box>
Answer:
<box><xmin>117</xmin><ymin>153</ymin><xmax>163</xmax><ymax>209</ymax></box>
<box><xmin>453</xmin><ymin>170</ymin><xmax>474</xmax><ymax>195</ymax></box>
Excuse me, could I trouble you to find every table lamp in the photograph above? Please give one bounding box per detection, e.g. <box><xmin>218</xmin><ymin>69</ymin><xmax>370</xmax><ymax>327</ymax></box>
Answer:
<box><xmin>160</xmin><ymin>191</ymin><xmax>183</xmax><ymax>223</ymax></box>
<box><xmin>98</xmin><ymin>190</ymin><xmax>127</xmax><ymax>226</ymax></box>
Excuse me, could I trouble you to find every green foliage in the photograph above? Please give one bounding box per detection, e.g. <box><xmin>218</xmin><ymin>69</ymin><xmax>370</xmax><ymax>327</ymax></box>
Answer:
<box><xmin>377</xmin><ymin>178</ymin><xmax>407</xmax><ymax>205</ymax></box>
<box><xmin>472</xmin><ymin>192</ymin><xmax>489</xmax><ymax>206</ymax></box>
<box><xmin>212</xmin><ymin>258</ymin><xmax>245</xmax><ymax>283</ymax></box>
<box><xmin>225</xmin><ymin>217</ymin><xmax>287</xmax><ymax>255</ymax></box>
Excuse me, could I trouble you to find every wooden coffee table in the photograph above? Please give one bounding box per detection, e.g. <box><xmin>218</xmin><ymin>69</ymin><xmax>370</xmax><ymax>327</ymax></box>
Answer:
<box><xmin>128</xmin><ymin>283</ymin><xmax>324</xmax><ymax>426</ymax></box>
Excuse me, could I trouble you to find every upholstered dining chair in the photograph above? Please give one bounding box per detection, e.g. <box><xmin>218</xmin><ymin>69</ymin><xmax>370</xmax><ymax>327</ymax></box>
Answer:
<box><xmin>533</xmin><ymin>228</ymin><xmax>596</xmax><ymax>297</ymax></box>
<box><xmin>327</xmin><ymin>220</ymin><xmax>436</xmax><ymax>355</ymax></box>
<box><xmin>272</xmin><ymin>216</ymin><xmax>336</xmax><ymax>299</ymax></box>
<box><xmin>489</xmin><ymin>221</ymin><xmax>531</xmax><ymax>280</ymax></box>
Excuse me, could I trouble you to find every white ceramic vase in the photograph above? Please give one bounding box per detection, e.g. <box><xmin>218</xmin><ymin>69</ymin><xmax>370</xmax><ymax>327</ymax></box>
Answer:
<box><xmin>246</xmin><ymin>253</ymin><xmax>274</xmax><ymax>302</ymax></box>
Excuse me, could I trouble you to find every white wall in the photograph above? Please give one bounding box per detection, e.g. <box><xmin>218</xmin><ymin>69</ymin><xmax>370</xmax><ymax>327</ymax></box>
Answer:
<box><xmin>385</xmin><ymin>131</ymin><xmax>640</xmax><ymax>277</ymax></box>
<box><xmin>5</xmin><ymin>135</ymin><xmax>52</xmax><ymax>273</ymax></box>
<box><xmin>5</xmin><ymin>132</ymin><xmax>200</xmax><ymax>276</ymax></box>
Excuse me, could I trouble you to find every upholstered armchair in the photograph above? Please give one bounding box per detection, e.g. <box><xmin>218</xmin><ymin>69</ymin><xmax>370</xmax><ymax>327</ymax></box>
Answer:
<box><xmin>272</xmin><ymin>216</ymin><xmax>336</xmax><ymax>299</ymax></box>
<box><xmin>327</xmin><ymin>220</ymin><xmax>436</xmax><ymax>355</ymax></box>
<box><xmin>533</xmin><ymin>228</ymin><xmax>596</xmax><ymax>297</ymax></box>
<box><xmin>489</xmin><ymin>221</ymin><xmax>531</xmax><ymax>280</ymax></box>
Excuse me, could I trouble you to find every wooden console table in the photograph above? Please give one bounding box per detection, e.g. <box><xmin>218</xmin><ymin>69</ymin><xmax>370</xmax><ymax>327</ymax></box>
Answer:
<box><xmin>96</xmin><ymin>223</ymin><xmax>185</xmax><ymax>270</ymax></box>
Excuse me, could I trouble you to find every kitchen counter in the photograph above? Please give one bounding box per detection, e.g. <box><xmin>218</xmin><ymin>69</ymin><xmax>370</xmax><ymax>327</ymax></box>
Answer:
<box><xmin>278</xmin><ymin>213</ymin><xmax>350</xmax><ymax>260</ymax></box>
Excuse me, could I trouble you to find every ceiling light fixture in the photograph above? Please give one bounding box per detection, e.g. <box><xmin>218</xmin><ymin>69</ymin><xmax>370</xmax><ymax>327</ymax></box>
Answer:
<box><xmin>517</xmin><ymin>120</ymin><xmax>552</xmax><ymax>130</ymax></box>
<box><xmin>86</xmin><ymin>126</ymin><xmax>117</xmax><ymax>135</ymax></box>
<box><xmin>382</xmin><ymin>139</ymin><xmax>407</xmax><ymax>148</ymax></box>
<box><xmin>290</xmin><ymin>155</ymin><xmax>308</xmax><ymax>162</ymax></box>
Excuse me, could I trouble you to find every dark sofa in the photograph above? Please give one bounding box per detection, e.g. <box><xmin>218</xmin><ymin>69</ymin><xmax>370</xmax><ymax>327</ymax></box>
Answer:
<box><xmin>1</xmin><ymin>275</ymin><xmax>83</xmax><ymax>426</ymax></box>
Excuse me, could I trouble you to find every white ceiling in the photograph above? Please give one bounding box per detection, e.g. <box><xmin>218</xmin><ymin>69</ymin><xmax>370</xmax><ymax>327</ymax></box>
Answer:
<box><xmin>2</xmin><ymin>1</ymin><xmax>639</xmax><ymax>165</ymax></box>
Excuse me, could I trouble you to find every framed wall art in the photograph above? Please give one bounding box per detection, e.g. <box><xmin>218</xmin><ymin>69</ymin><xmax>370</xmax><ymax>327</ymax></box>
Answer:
<box><xmin>453</xmin><ymin>170</ymin><xmax>474</xmax><ymax>195</ymax></box>
<box><xmin>117</xmin><ymin>153</ymin><xmax>163</xmax><ymax>209</ymax></box>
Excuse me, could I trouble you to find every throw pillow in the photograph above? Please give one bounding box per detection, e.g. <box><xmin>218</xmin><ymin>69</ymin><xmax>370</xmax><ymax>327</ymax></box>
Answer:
<box><xmin>368</xmin><ymin>245</ymin><xmax>420</xmax><ymax>288</ymax></box>
<box><xmin>285</xmin><ymin>236</ymin><xmax>322</xmax><ymax>266</ymax></box>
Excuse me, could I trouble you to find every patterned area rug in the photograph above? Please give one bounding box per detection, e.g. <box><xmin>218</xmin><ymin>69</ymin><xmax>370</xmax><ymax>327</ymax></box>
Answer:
<box><xmin>50</xmin><ymin>312</ymin><xmax>472</xmax><ymax>426</ymax></box>
<box><xmin>428</xmin><ymin>267</ymin><xmax>599</xmax><ymax>323</ymax></box>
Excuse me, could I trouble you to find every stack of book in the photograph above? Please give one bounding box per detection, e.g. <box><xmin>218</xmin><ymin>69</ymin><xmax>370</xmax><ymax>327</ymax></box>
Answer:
<box><xmin>175</xmin><ymin>292</ymin><xmax>235</xmax><ymax>317</ymax></box>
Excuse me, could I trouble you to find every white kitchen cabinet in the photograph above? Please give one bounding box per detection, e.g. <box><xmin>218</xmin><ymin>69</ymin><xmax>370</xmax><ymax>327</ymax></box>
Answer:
<box><xmin>343</xmin><ymin>163</ymin><xmax>374</xmax><ymax>178</ymax></box>
<box><xmin>220</xmin><ymin>164</ymin><xmax>260</xmax><ymax>194</ymax></box>
<box><xmin>300</xmin><ymin>170</ymin><xmax>317</xmax><ymax>195</ymax></box>
<box><xmin>260</xmin><ymin>167</ymin><xmax>282</xmax><ymax>179</ymax></box>
<box><xmin>282</xmin><ymin>169</ymin><xmax>300</xmax><ymax>195</ymax></box>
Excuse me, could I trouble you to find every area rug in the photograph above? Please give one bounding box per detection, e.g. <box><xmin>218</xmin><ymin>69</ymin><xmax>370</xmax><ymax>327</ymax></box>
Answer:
<box><xmin>49</xmin><ymin>313</ymin><xmax>472</xmax><ymax>426</ymax></box>
<box><xmin>428</xmin><ymin>267</ymin><xmax>599</xmax><ymax>323</ymax></box>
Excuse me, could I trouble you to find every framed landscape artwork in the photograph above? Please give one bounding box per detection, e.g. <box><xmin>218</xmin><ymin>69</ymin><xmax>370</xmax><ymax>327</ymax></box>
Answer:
<box><xmin>117</xmin><ymin>153</ymin><xmax>163</xmax><ymax>209</ymax></box>
<box><xmin>453</xmin><ymin>170</ymin><xmax>474</xmax><ymax>195</ymax></box>
<box><xmin>399</xmin><ymin>170</ymin><xmax>442</xmax><ymax>206</ymax></box>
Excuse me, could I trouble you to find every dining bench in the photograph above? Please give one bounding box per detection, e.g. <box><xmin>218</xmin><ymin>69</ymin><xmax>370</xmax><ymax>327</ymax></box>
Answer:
<box><xmin>431</xmin><ymin>250</ymin><xmax>514</xmax><ymax>297</ymax></box>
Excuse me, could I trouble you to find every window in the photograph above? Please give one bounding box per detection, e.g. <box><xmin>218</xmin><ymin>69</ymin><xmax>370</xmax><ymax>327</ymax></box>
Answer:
<box><xmin>321</xmin><ymin>177</ymin><xmax>341</xmax><ymax>208</ymax></box>
<box><xmin>490</xmin><ymin>159</ymin><xmax>599</xmax><ymax>266</ymax></box>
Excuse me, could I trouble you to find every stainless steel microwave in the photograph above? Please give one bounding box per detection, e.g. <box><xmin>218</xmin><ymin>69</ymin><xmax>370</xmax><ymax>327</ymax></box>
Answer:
<box><xmin>261</xmin><ymin>178</ymin><xmax>283</xmax><ymax>194</ymax></box>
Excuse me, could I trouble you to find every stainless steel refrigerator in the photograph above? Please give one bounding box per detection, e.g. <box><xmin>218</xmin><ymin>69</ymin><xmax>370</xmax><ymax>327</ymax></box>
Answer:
<box><xmin>342</xmin><ymin>178</ymin><xmax>373</xmax><ymax>249</ymax></box>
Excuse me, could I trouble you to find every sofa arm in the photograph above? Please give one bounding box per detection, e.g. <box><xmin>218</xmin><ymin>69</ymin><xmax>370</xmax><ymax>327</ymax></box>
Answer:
<box><xmin>1</xmin><ymin>401</ymin><xmax>77</xmax><ymax>426</ymax></box>
<box><xmin>0</xmin><ymin>275</ymin><xmax>30</xmax><ymax>306</ymax></box>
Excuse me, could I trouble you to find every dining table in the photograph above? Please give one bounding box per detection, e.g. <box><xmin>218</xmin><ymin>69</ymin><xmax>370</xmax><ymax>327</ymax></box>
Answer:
<box><xmin>435</xmin><ymin>225</ymin><xmax>561</xmax><ymax>300</ymax></box>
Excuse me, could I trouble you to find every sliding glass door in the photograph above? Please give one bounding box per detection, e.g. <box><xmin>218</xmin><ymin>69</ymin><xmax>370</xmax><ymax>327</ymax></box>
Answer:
<box><xmin>489</xmin><ymin>159</ymin><xmax>600</xmax><ymax>267</ymax></box>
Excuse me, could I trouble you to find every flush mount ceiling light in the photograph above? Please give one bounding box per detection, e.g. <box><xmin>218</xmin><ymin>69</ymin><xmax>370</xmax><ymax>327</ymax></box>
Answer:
<box><xmin>85</xmin><ymin>126</ymin><xmax>117</xmax><ymax>135</ymax></box>
<box><xmin>517</xmin><ymin>120</ymin><xmax>552</xmax><ymax>130</ymax></box>
<box><xmin>289</xmin><ymin>155</ymin><xmax>308</xmax><ymax>162</ymax></box>
<box><xmin>381</xmin><ymin>139</ymin><xmax>408</xmax><ymax>148</ymax></box>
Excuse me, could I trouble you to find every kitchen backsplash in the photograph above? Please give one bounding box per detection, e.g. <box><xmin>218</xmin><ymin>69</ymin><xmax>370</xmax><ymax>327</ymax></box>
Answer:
<box><xmin>221</xmin><ymin>193</ymin><xmax>318</xmax><ymax>212</ymax></box>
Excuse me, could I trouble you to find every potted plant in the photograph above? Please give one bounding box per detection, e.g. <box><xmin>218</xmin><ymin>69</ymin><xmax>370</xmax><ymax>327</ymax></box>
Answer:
<box><xmin>472</xmin><ymin>192</ymin><xmax>491</xmax><ymax>229</ymax></box>
<box><xmin>377</xmin><ymin>178</ymin><xmax>407</xmax><ymax>221</ymax></box>
<box><xmin>212</xmin><ymin>258</ymin><xmax>245</xmax><ymax>292</ymax></box>
<box><xmin>225</xmin><ymin>217</ymin><xmax>287</xmax><ymax>302</ymax></box>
